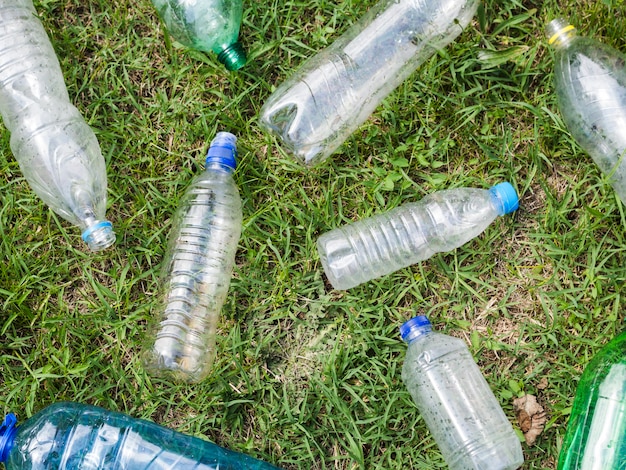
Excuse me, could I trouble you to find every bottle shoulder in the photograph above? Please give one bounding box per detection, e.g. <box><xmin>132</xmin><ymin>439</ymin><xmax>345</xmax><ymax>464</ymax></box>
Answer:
<box><xmin>405</xmin><ymin>331</ymin><xmax>469</xmax><ymax>359</ymax></box>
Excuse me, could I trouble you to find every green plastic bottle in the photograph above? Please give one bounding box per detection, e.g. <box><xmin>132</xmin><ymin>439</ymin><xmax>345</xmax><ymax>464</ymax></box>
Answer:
<box><xmin>151</xmin><ymin>0</ymin><xmax>246</xmax><ymax>71</ymax></box>
<box><xmin>557</xmin><ymin>330</ymin><xmax>626</xmax><ymax>469</ymax></box>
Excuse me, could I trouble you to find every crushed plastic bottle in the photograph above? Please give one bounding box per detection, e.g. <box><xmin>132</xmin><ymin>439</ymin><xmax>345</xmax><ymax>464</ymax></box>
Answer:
<box><xmin>259</xmin><ymin>0</ymin><xmax>479</xmax><ymax>166</ymax></box>
<box><xmin>143</xmin><ymin>132</ymin><xmax>242</xmax><ymax>383</ymax></box>
<box><xmin>151</xmin><ymin>0</ymin><xmax>246</xmax><ymax>71</ymax></box>
<box><xmin>0</xmin><ymin>402</ymin><xmax>282</xmax><ymax>469</ymax></box>
<box><xmin>400</xmin><ymin>316</ymin><xmax>524</xmax><ymax>470</ymax></box>
<box><xmin>557</xmin><ymin>329</ymin><xmax>626</xmax><ymax>470</ymax></box>
<box><xmin>317</xmin><ymin>182</ymin><xmax>518</xmax><ymax>290</ymax></box>
<box><xmin>546</xmin><ymin>18</ymin><xmax>626</xmax><ymax>205</ymax></box>
<box><xmin>0</xmin><ymin>0</ymin><xmax>115</xmax><ymax>251</ymax></box>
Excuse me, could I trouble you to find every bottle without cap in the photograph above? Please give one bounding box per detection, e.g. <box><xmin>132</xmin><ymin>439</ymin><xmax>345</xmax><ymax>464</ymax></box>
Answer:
<box><xmin>557</xmin><ymin>330</ymin><xmax>626</xmax><ymax>470</ymax></box>
<box><xmin>317</xmin><ymin>182</ymin><xmax>519</xmax><ymax>290</ymax></box>
<box><xmin>400</xmin><ymin>316</ymin><xmax>524</xmax><ymax>470</ymax></box>
<box><xmin>150</xmin><ymin>0</ymin><xmax>247</xmax><ymax>71</ymax></box>
<box><xmin>0</xmin><ymin>402</ymin><xmax>282</xmax><ymax>469</ymax></box>
<box><xmin>142</xmin><ymin>132</ymin><xmax>242</xmax><ymax>383</ymax></box>
<box><xmin>546</xmin><ymin>18</ymin><xmax>626</xmax><ymax>205</ymax></box>
<box><xmin>0</xmin><ymin>0</ymin><xmax>114</xmax><ymax>251</ymax></box>
<box><xmin>259</xmin><ymin>0</ymin><xmax>479</xmax><ymax>166</ymax></box>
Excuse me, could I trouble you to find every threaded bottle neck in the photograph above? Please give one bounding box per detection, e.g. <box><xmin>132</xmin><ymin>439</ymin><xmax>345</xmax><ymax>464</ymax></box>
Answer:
<box><xmin>400</xmin><ymin>316</ymin><xmax>433</xmax><ymax>344</ymax></box>
<box><xmin>81</xmin><ymin>220</ymin><xmax>115</xmax><ymax>251</ymax></box>
<box><xmin>217</xmin><ymin>42</ymin><xmax>247</xmax><ymax>71</ymax></box>
<box><xmin>546</xmin><ymin>18</ymin><xmax>577</xmax><ymax>49</ymax></box>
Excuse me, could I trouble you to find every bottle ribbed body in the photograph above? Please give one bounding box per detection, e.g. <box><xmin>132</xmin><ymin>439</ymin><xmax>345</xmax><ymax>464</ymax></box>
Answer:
<box><xmin>259</xmin><ymin>0</ymin><xmax>479</xmax><ymax>166</ymax></box>
<box><xmin>557</xmin><ymin>330</ymin><xmax>626</xmax><ymax>470</ymax></box>
<box><xmin>317</xmin><ymin>188</ymin><xmax>500</xmax><ymax>290</ymax></box>
<box><xmin>0</xmin><ymin>0</ymin><xmax>114</xmax><ymax>250</ymax></box>
<box><xmin>550</xmin><ymin>22</ymin><xmax>626</xmax><ymax>205</ymax></box>
<box><xmin>143</xmin><ymin>166</ymin><xmax>242</xmax><ymax>383</ymax></box>
<box><xmin>150</xmin><ymin>0</ymin><xmax>246</xmax><ymax>70</ymax></box>
<box><xmin>402</xmin><ymin>331</ymin><xmax>524</xmax><ymax>470</ymax></box>
<box><xmin>3</xmin><ymin>402</ymin><xmax>280</xmax><ymax>469</ymax></box>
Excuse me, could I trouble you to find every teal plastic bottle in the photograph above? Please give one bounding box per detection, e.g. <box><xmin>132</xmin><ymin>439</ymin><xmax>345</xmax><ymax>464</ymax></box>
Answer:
<box><xmin>0</xmin><ymin>402</ymin><xmax>281</xmax><ymax>469</ymax></box>
<box><xmin>557</xmin><ymin>330</ymin><xmax>626</xmax><ymax>469</ymax></box>
<box><xmin>151</xmin><ymin>0</ymin><xmax>246</xmax><ymax>70</ymax></box>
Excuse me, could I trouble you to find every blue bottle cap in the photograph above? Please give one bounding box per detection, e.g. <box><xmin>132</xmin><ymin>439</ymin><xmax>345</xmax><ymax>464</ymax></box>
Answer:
<box><xmin>205</xmin><ymin>132</ymin><xmax>238</xmax><ymax>170</ymax></box>
<box><xmin>0</xmin><ymin>413</ymin><xmax>17</xmax><ymax>463</ymax></box>
<box><xmin>399</xmin><ymin>315</ymin><xmax>432</xmax><ymax>342</ymax></box>
<box><xmin>489</xmin><ymin>182</ymin><xmax>519</xmax><ymax>215</ymax></box>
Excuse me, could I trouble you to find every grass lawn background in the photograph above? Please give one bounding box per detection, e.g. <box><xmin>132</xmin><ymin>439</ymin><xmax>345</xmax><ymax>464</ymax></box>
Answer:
<box><xmin>1</xmin><ymin>0</ymin><xmax>625</xmax><ymax>468</ymax></box>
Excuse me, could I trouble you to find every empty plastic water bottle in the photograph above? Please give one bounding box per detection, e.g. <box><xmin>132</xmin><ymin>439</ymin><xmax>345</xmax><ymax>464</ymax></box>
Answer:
<box><xmin>143</xmin><ymin>132</ymin><xmax>242</xmax><ymax>383</ymax></box>
<box><xmin>546</xmin><ymin>18</ymin><xmax>626</xmax><ymax>205</ymax></box>
<box><xmin>151</xmin><ymin>0</ymin><xmax>246</xmax><ymax>71</ymax></box>
<box><xmin>0</xmin><ymin>402</ymin><xmax>282</xmax><ymax>469</ymax></box>
<box><xmin>317</xmin><ymin>182</ymin><xmax>518</xmax><ymax>290</ymax></box>
<box><xmin>557</xmin><ymin>329</ymin><xmax>626</xmax><ymax>470</ymax></box>
<box><xmin>259</xmin><ymin>0</ymin><xmax>479</xmax><ymax>166</ymax></box>
<box><xmin>400</xmin><ymin>316</ymin><xmax>524</xmax><ymax>470</ymax></box>
<box><xmin>0</xmin><ymin>0</ymin><xmax>115</xmax><ymax>251</ymax></box>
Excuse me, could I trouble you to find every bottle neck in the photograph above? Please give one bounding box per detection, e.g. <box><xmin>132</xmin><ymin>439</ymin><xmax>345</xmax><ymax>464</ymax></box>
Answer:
<box><xmin>204</xmin><ymin>161</ymin><xmax>235</xmax><ymax>173</ymax></box>
<box><xmin>546</xmin><ymin>18</ymin><xmax>577</xmax><ymax>50</ymax></box>
<box><xmin>217</xmin><ymin>42</ymin><xmax>247</xmax><ymax>71</ymax></box>
<box><xmin>400</xmin><ymin>316</ymin><xmax>433</xmax><ymax>344</ymax></box>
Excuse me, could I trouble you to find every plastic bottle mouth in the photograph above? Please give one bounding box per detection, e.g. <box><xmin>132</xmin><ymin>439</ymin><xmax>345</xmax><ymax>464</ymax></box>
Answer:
<box><xmin>400</xmin><ymin>315</ymin><xmax>432</xmax><ymax>343</ymax></box>
<box><xmin>546</xmin><ymin>18</ymin><xmax>576</xmax><ymax>48</ymax></box>
<box><xmin>217</xmin><ymin>42</ymin><xmax>247</xmax><ymax>71</ymax></box>
<box><xmin>81</xmin><ymin>220</ymin><xmax>116</xmax><ymax>251</ymax></box>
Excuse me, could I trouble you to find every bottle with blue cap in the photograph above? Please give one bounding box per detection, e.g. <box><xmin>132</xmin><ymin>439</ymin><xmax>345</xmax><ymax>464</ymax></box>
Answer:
<box><xmin>0</xmin><ymin>402</ymin><xmax>282</xmax><ymax>469</ymax></box>
<box><xmin>317</xmin><ymin>182</ymin><xmax>519</xmax><ymax>290</ymax></box>
<box><xmin>0</xmin><ymin>0</ymin><xmax>115</xmax><ymax>251</ymax></box>
<box><xmin>400</xmin><ymin>316</ymin><xmax>524</xmax><ymax>470</ymax></box>
<box><xmin>142</xmin><ymin>131</ymin><xmax>242</xmax><ymax>383</ymax></box>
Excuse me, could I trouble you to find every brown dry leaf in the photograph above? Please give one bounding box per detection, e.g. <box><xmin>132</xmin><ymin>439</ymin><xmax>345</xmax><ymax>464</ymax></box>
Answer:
<box><xmin>537</xmin><ymin>377</ymin><xmax>548</xmax><ymax>390</ymax></box>
<box><xmin>513</xmin><ymin>394</ymin><xmax>547</xmax><ymax>446</ymax></box>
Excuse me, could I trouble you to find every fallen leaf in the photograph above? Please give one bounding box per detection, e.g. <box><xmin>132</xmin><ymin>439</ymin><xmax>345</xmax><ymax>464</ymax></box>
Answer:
<box><xmin>537</xmin><ymin>377</ymin><xmax>548</xmax><ymax>390</ymax></box>
<box><xmin>513</xmin><ymin>394</ymin><xmax>547</xmax><ymax>446</ymax></box>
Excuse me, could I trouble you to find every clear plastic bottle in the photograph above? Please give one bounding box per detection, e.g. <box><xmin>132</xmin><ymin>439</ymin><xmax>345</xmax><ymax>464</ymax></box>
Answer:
<box><xmin>143</xmin><ymin>132</ymin><xmax>242</xmax><ymax>383</ymax></box>
<box><xmin>258</xmin><ymin>0</ymin><xmax>479</xmax><ymax>166</ymax></box>
<box><xmin>546</xmin><ymin>18</ymin><xmax>626</xmax><ymax>205</ymax></box>
<box><xmin>150</xmin><ymin>0</ymin><xmax>246</xmax><ymax>71</ymax></box>
<box><xmin>0</xmin><ymin>0</ymin><xmax>115</xmax><ymax>251</ymax></box>
<box><xmin>0</xmin><ymin>402</ymin><xmax>281</xmax><ymax>469</ymax></box>
<box><xmin>557</xmin><ymin>330</ymin><xmax>626</xmax><ymax>470</ymax></box>
<box><xmin>400</xmin><ymin>316</ymin><xmax>524</xmax><ymax>470</ymax></box>
<box><xmin>317</xmin><ymin>182</ymin><xmax>518</xmax><ymax>290</ymax></box>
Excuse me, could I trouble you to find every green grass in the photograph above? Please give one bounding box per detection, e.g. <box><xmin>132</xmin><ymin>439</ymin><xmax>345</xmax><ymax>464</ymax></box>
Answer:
<box><xmin>1</xmin><ymin>0</ymin><xmax>626</xmax><ymax>468</ymax></box>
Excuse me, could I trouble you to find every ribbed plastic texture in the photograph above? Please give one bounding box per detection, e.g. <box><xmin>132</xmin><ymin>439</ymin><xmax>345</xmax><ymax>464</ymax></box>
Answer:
<box><xmin>317</xmin><ymin>183</ymin><xmax>518</xmax><ymax>290</ymax></box>
<box><xmin>401</xmin><ymin>317</ymin><xmax>524</xmax><ymax>470</ymax></box>
<box><xmin>557</xmin><ymin>330</ymin><xmax>626</xmax><ymax>470</ymax></box>
<box><xmin>143</xmin><ymin>132</ymin><xmax>242</xmax><ymax>383</ymax></box>
<box><xmin>547</xmin><ymin>18</ymin><xmax>626</xmax><ymax>205</ymax></box>
<box><xmin>150</xmin><ymin>0</ymin><xmax>246</xmax><ymax>70</ymax></box>
<box><xmin>0</xmin><ymin>402</ymin><xmax>281</xmax><ymax>469</ymax></box>
<box><xmin>0</xmin><ymin>0</ymin><xmax>115</xmax><ymax>251</ymax></box>
<box><xmin>259</xmin><ymin>0</ymin><xmax>479</xmax><ymax>166</ymax></box>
